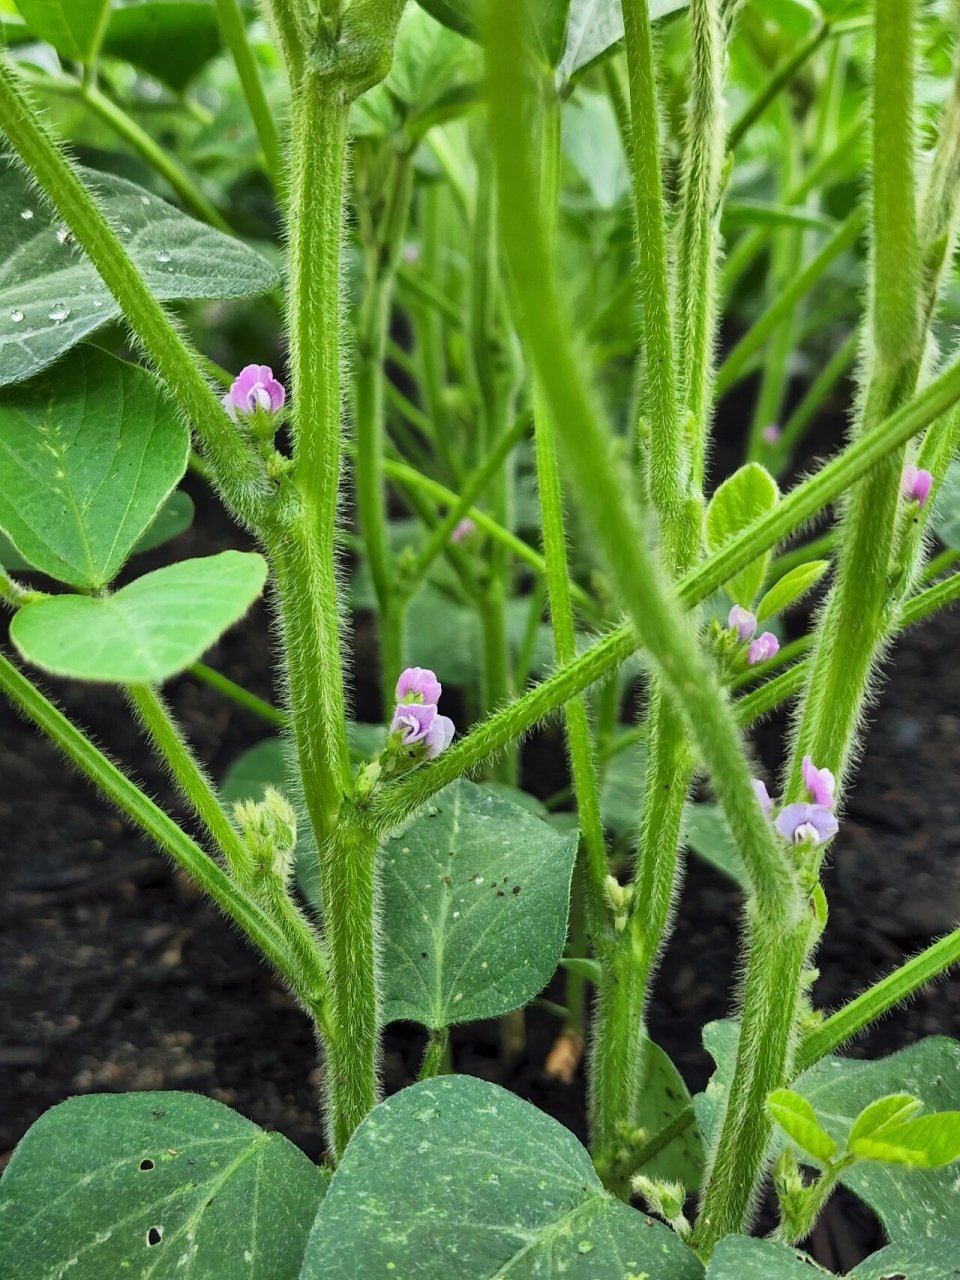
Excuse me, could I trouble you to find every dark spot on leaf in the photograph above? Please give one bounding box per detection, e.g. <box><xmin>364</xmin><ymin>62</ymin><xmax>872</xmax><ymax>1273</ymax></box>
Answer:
<box><xmin>512</xmin><ymin>885</ymin><xmax>521</xmax><ymax>895</ymax></box>
<box><xmin>497</xmin><ymin>890</ymin><xmax>505</xmax><ymax>897</ymax></box>
<box><xmin>151</xmin><ymin>1109</ymin><xmax>166</xmax><ymax>1118</ymax></box>
<box><xmin>420</xmin><ymin>951</ymin><xmax>427</xmax><ymax>959</ymax></box>
<box><xmin>139</xmin><ymin>1158</ymin><xmax>155</xmax><ymax>1171</ymax></box>
<box><xmin>146</xmin><ymin>1226</ymin><xmax>163</xmax><ymax>1246</ymax></box>
<box><xmin>441</xmin><ymin>875</ymin><xmax>452</xmax><ymax>887</ymax></box>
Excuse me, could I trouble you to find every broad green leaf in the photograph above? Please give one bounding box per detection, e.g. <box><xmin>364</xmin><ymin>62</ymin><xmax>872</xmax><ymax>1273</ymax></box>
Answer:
<box><xmin>932</xmin><ymin>460</ymin><xmax>960</xmax><ymax>548</ymax></box>
<box><xmin>558</xmin><ymin>0</ymin><xmax>689</xmax><ymax>84</ymax></box>
<box><xmin>221</xmin><ymin>724</ymin><xmax>386</xmax><ymax>805</ymax></box>
<box><xmin>685</xmin><ymin>803</ymin><xmax>748</xmax><ymax>889</ymax></box>
<box><xmin>600</xmin><ymin>732</ymin><xmax>645</xmax><ymax>837</ymax></box>
<box><xmin>379</xmin><ymin>779</ymin><xmax>578</xmax><ymax>1030</ymax></box>
<box><xmin>563</xmin><ymin>89</ymin><xmax>629</xmax><ymax>210</ymax></box>
<box><xmin>851</xmin><ymin>1240</ymin><xmax>960</xmax><ymax>1279</ymax></box>
<box><xmin>705</xmin><ymin>1237</ymin><xmax>826</xmax><ymax>1278</ymax></box>
<box><xmin>14</xmin><ymin>0</ymin><xmax>108</xmax><ymax>62</ymax></box>
<box><xmin>756</xmin><ymin>560</ymin><xmax>830</xmax><ymax>623</ymax></box>
<box><xmin>0</xmin><ymin>158</ymin><xmax>278</xmax><ymax>387</ymax></box>
<box><xmin>102</xmin><ymin>1</ymin><xmax>224</xmax><ymax>90</ymax></box>
<box><xmin>848</xmin><ymin>1093</ymin><xmax>923</xmax><ymax>1145</ymax></box>
<box><xmin>752</xmin><ymin>0</ymin><xmax>823</xmax><ymax>39</ymax></box>
<box><xmin>693</xmin><ymin>1019</ymin><xmax>740</xmax><ymax>1149</ymax></box>
<box><xmin>634</xmin><ymin>1041</ymin><xmax>705</xmax><ymax>1190</ymax></box>
<box><xmin>849</xmin><ymin>1112</ymin><xmax>960</xmax><ymax>1168</ymax></box>
<box><xmin>135</xmin><ymin>489</ymin><xmax>195</xmax><ymax>554</ymax></box>
<box><xmin>11</xmin><ymin>550</ymin><xmax>268</xmax><ymax>683</ymax></box>
<box><xmin>0</xmin><ymin>1091</ymin><xmax>325</xmax><ymax>1280</ymax></box>
<box><xmin>365</xmin><ymin>6</ymin><xmax>479</xmax><ymax>136</ymax></box>
<box><xmin>767</xmin><ymin>1089</ymin><xmax>837</xmax><ymax>1163</ymax></box>
<box><xmin>706</xmin><ymin>463</ymin><xmax>780</xmax><ymax>605</ymax></box>
<box><xmin>303</xmin><ymin>1075</ymin><xmax>705</xmax><ymax>1279</ymax></box>
<box><xmin>0</xmin><ymin>347</ymin><xmax>189</xmax><ymax>587</ymax></box>
<box><xmin>795</xmin><ymin>1036</ymin><xmax>960</xmax><ymax>1239</ymax></box>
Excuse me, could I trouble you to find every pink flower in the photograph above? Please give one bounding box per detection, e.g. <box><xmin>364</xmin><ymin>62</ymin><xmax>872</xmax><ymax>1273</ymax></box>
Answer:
<box><xmin>424</xmin><ymin>714</ymin><xmax>455</xmax><ymax>758</ymax></box>
<box><xmin>390</xmin><ymin>702</ymin><xmax>437</xmax><ymax>746</ymax></box>
<box><xmin>901</xmin><ymin>464</ymin><xmax>933</xmax><ymax>508</ymax></box>
<box><xmin>747</xmin><ymin>632</ymin><xmax>780</xmax><ymax>665</ymax></box>
<box><xmin>223</xmin><ymin>364</ymin><xmax>286</xmax><ymax>419</ymax></box>
<box><xmin>728</xmin><ymin>605</ymin><xmax>758</xmax><ymax>643</ymax></box>
<box><xmin>802</xmin><ymin>755</ymin><xmax>835</xmax><ymax>809</ymax></box>
<box><xmin>752</xmin><ymin>778</ymin><xmax>772</xmax><ymax>816</ymax></box>
<box><xmin>396</xmin><ymin>667</ymin><xmax>442</xmax><ymax>706</ymax></box>
<box><xmin>761</xmin><ymin>424</ymin><xmax>781</xmax><ymax>445</ymax></box>
<box><xmin>451</xmin><ymin>517</ymin><xmax>476</xmax><ymax>544</ymax></box>
<box><xmin>775</xmin><ymin>803</ymin><xmax>838</xmax><ymax>846</ymax></box>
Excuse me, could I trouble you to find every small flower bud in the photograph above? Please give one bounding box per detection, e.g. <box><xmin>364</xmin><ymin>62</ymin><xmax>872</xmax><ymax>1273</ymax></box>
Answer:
<box><xmin>233</xmin><ymin>787</ymin><xmax>297</xmax><ymax>881</ymax></box>
<box><xmin>761</xmin><ymin>423</ymin><xmax>782</xmax><ymax>445</ymax></box>
<box><xmin>802</xmin><ymin>755</ymin><xmax>836</xmax><ymax>809</ymax></box>
<box><xmin>451</xmin><ymin>517</ymin><xmax>476</xmax><ymax>544</ymax></box>
<box><xmin>752</xmin><ymin>778</ymin><xmax>773</xmax><ymax>816</ymax></box>
<box><xmin>631</xmin><ymin>1177</ymin><xmax>691</xmax><ymax>1238</ymax></box>
<box><xmin>747</xmin><ymin>631</ymin><xmax>779</xmax><ymax>665</ymax></box>
<box><xmin>727</xmin><ymin>605</ymin><xmax>757</xmax><ymax>643</ymax></box>
<box><xmin>901</xmin><ymin>463</ymin><xmax>933</xmax><ymax>508</ymax></box>
<box><xmin>395</xmin><ymin>666</ymin><xmax>442</xmax><ymax>706</ymax></box>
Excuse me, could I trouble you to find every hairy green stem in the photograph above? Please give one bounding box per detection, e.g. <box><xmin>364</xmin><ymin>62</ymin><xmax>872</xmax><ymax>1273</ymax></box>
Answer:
<box><xmin>189</xmin><ymin>662</ymin><xmax>287</xmax><ymax>728</ymax></box>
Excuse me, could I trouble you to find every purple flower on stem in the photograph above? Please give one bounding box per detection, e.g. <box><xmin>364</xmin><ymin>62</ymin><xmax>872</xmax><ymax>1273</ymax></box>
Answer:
<box><xmin>424</xmin><ymin>715</ymin><xmax>455</xmax><ymax>758</ymax></box>
<box><xmin>901</xmin><ymin>464</ymin><xmax>933</xmax><ymax>508</ymax></box>
<box><xmin>451</xmin><ymin>517</ymin><xmax>476</xmax><ymax>544</ymax></box>
<box><xmin>390</xmin><ymin>702</ymin><xmax>437</xmax><ymax>746</ymax></box>
<box><xmin>747</xmin><ymin>632</ymin><xmax>780</xmax><ymax>665</ymax></box>
<box><xmin>761</xmin><ymin>423</ymin><xmax>782</xmax><ymax>445</ymax></box>
<box><xmin>752</xmin><ymin>778</ymin><xmax>773</xmax><ymax>816</ymax></box>
<box><xmin>728</xmin><ymin>605</ymin><xmax>758</xmax><ymax>643</ymax></box>
<box><xmin>802</xmin><ymin>755</ymin><xmax>836</xmax><ymax>809</ymax></box>
<box><xmin>775</xmin><ymin>803</ymin><xmax>838</xmax><ymax>846</ymax></box>
<box><xmin>223</xmin><ymin>364</ymin><xmax>286</xmax><ymax>419</ymax></box>
<box><xmin>396</xmin><ymin>666</ymin><xmax>442</xmax><ymax>706</ymax></box>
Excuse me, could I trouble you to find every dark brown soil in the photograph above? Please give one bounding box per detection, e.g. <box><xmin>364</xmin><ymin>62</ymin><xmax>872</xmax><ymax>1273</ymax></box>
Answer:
<box><xmin>3</xmin><ymin>472</ymin><xmax>960</xmax><ymax>1272</ymax></box>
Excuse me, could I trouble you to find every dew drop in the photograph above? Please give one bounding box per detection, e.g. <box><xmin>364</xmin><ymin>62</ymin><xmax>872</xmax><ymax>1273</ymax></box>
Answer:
<box><xmin>140</xmin><ymin>195</ymin><xmax>151</xmax><ymax>206</ymax></box>
<box><xmin>48</xmin><ymin>303</ymin><xmax>70</xmax><ymax>323</ymax></box>
<box><xmin>20</xmin><ymin>208</ymin><xmax>34</xmax><ymax>220</ymax></box>
<box><xmin>10</xmin><ymin>309</ymin><xmax>23</xmax><ymax>323</ymax></box>
<box><xmin>55</xmin><ymin>227</ymin><xmax>72</xmax><ymax>245</ymax></box>
<box><xmin>156</xmin><ymin>249</ymin><xmax>172</xmax><ymax>264</ymax></box>
<box><xmin>120</xmin><ymin>223</ymin><xmax>132</xmax><ymax>234</ymax></box>
<box><xmin>93</xmin><ymin>299</ymin><xmax>104</xmax><ymax>308</ymax></box>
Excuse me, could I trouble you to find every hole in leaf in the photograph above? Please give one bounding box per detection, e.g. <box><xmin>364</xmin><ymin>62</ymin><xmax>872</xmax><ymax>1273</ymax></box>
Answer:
<box><xmin>146</xmin><ymin>1226</ymin><xmax>163</xmax><ymax>1247</ymax></box>
<box><xmin>139</xmin><ymin>1158</ymin><xmax>155</xmax><ymax>1171</ymax></box>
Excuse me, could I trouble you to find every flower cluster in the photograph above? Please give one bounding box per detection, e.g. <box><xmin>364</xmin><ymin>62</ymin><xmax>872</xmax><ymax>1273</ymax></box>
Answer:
<box><xmin>223</xmin><ymin>364</ymin><xmax>286</xmax><ymax>422</ymax></box>
<box><xmin>754</xmin><ymin>755</ymin><xmax>838</xmax><ymax>847</ymax></box>
<box><xmin>727</xmin><ymin>605</ymin><xmax>780</xmax><ymax>666</ymax></box>
<box><xmin>389</xmin><ymin>667</ymin><xmax>455</xmax><ymax>760</ymax></box>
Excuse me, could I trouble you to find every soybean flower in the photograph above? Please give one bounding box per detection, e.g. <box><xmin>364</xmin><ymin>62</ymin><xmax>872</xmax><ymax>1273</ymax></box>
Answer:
<box><xmin>747</xmin><ymin>632</ymin><xmax>780</xmax><ymax>665</ymax></box>
<box><xmin>451</xmin><ymin>517</ymin><xmax>476</xmax><ymax>544</ymax></box>
<box><xmin>223</xmin><ymin>364</ymin><xmax>286</xmax><ymax>420</ymax></box>
<box><xmin>901</xmin><ymin>463</ymin><xmax>933</xmax><ymax>508</ymax></box>
<box><xmin>388</xmin><ymin>666</ymin><xmax>455</xmax><ymax>762</ymax></box>
<box><xmin>728</xmin><ymin>605</ymin><xmax>757</xmax><ymax>643</ymax></box>
<box><xmin>755</xmin><ymin>753</ymin><xmax>839</xmax><ymax>847</ymax></box>
<box><xmin>396</xmin><ymin>666</ymin><xmax>442</xmax><ymax>706</ymax></box>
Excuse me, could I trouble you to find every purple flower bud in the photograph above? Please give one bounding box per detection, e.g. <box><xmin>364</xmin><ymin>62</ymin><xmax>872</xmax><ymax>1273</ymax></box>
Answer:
<box><xmin>901</xmin><ymin>464</ymin><xmax>933</xmax><ymax>508</ymax></box>
<box><xmin>451</xmin><ymin>517</ymin><xmax>476</xmax><ymax>544</ymax></box>
<box><xmin>761</xmin><ymin>423</ymin><xmax>781</xmax><ymax>445</ymax></box>
<box><xmin>752</xmin><ymin>778</ymin><xmax>773</xmax><ymax>816</ymax></box>
<box><xmin>395</xmin><ymin>666</ymin><xmax>442</xmax><ymax>706</ymax></box>
<box><xmin>728</xmin><ymin>605</ymin><xmax>758</xmax><ymax>643</ymax></box>
<box><xmin>802</xmin><ymin>755</ymin><xmax>836</xmax><ymax>809</ymax></box>
<box><xmin>390</xmin><ymin>702</ymin><xmax>437</xmax><ymax>745</ymax></box>
<box><xmin>223</xmin><ymin>364</ymin><xmax>286</xmax><ymax>419</ymax></box>
<box><xmin>424</xmin><ymin>714</ymin><xmax>455</xmax><ymax>759</ymax></box>
<box><xmin>775</xmin><ymin>803</ymin><xmax>838</xmax><ymax>846</ymax></box>
<box><xmin>747</xmin><ymin>631</ymin><xmax>780</xmax><ymax>665</ymax></box>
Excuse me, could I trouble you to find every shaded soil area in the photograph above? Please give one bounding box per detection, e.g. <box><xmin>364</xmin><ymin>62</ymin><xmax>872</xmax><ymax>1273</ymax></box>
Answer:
<box><xmin>2</xmin><ymin>481</ymin><xmax>960</xmax><ymax>1273</ymax></box>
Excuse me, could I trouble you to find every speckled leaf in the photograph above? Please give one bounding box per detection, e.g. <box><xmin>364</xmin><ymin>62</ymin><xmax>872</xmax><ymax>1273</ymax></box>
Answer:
<box><xmin>0</xmin><ymin>1091</ymin><xmax>325</xmax><ymax>1279</ymax></box>
<box><xmin>705</xmin><ymin>1237</ymin><xmax>827</xmax><ymax>1278</ymax></box>
<box><xmin>302</xmin><ymin>1075</ymin><xmax>704</xmax><ymax>1279</ymax></box>
<box><xmin>0</xmin><ymin>157</ymin><xmax>278</xmax><ymax>387</ymax></box>
<box><xmin>0</xmin><ymin>347</ymin><xmax>188</xmax><ymax>587</ymax></box>
<box><xmin>11</xmin><ymin>550</ymin><xmax>268</xmax><ymax>683</ymax></box>
<box><xmin>794</xmin><ymin>1036</ymin><xmax>960</xmax><ymax>1240</ymax></box>
<box><xmin>634</xmin><ymin>1041</ymin><xmax>705</xmax><ymax>1191</ymax></box>
<box><xmin>851</xmin><ymin>1239</ymin><xmax>960</xmax><ymax>1278</ymax></box>
<box><xmin>379</xmin><ymin>780</ymin><xmax>578</xmax><ymax>1030</ymax></box>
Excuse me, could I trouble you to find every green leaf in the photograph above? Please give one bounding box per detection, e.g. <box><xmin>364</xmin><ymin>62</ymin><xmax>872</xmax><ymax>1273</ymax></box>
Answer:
<box><xmin>0</xmin><ymin>1091</ymin><xmax>325</xmax><ymax>1280</ymax></box>
<box><xmin>0</xmin><ymin>157</ymin><xmax>278</xmax><ymax>387</ymax></box>
<box><xmin>932</xmin><ymin>460</ymin><xmax>960</xmax><ymax>548</ymax></box>
<box><xmin>849</xmin><ymin>1112</ymin><xmax>960</xmax><ymax>1168</ymax></box>
<box><xmin>15</xmin><ymin>0</ymin><xmax>108</xmax><ymax>62</ymax></box>
<box><xmin>10</xmin><ymin>550</ymin><xmax>268</xmax><ymax>683</ymax></box>
<box><xmin>303</xmin><ymin>1075</ymin><xmax>705</xmax><ymax>1279</ymax></box>
<box><xmin>851</xmin><ymin>1239</ymin><xmax>960</xmax><ymax>1279</ymax></box>
<box><xmin>561</xmin><ymin>955</ymin><xmax>602</xmax><ymax>984</ymax></box>
<box><xmin>634</xmin><ymin>1041</ymin><xmax>705</xmax><ymax>1191</ymax></box>
<box><xmin>563</xmin><ymin>89</ymin><xmax>629</xmax><ymax>210</ymax></box>
<box><xmin>847</xmin><ymin>1093</ymin><xmax>923</xmax><ymax>1145</ymax></box>
<box><xmin>102</xmin><ymin>1</ymin><xmax>224</xmax><ymax>91</ymax></box>
<box><xmin>752</xmin><ymin>0</ymin><xmax>823</xmax><ymax>39</ymax></box>
<box><xmin>134</xmin><ymin>489</ymin><xmax>195</xmax><ymax>555</ymax></box>
<box><xmin>693</xmin><ymin>1019</ymin><xmax>740</xmax><ymax>1149</ymax></box>
<box><xmin>705</xmin><ymin>1237</ymin><xmax>826</xmax><ymax>1278</ymax></box>
<box><xmin>221</xmin><ymin>725</ymin><xmax>386</xmax><ymax>805</ymax></box>
<box><xmin>794</xmin><ymin>1036</ymin><xmax>960</xmax><ymax>1239</ymax></box>
<box><xmin>0</xmin><ymin>347</ymin><xmax>189</xmax><ymax>588</ymax></box>
<box><xmin>685</xmin><ymin>803</ymin><xmax>749</xmax><ymax>889</ymax></box>
<box><xmin>705</xmin><ymin>463</ymin><xmax>780</xmax><ymax>605</ymax></box>
<box><xmin>558</xmin><ymin>0</ymin><xmax>689</xmax><ymax>84</ymax></box>
<box><xmin>600</xmin><ymin>732</ymin><xmax>645</xmax><ymax>837</ymax></box>
<box><xmin>756</xmin><ymin>560</ymin><xmax>830</xmax><ymax>623</ymax></box>
<box><xmin>379</xmin><ymin>779</ymin><xmax>578</xmax><ymax>1030</ymax></box>
<box><xmin>767</xmin><ymin>1089</ymin><xmax>838</xmax><ymax>1163</ymax></box>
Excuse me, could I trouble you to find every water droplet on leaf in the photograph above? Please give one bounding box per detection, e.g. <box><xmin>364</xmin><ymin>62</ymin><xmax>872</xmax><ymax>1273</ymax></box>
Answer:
<box><xmin>10</xmin><ymin>309</ymin><xmax>23</xmax><ymax>323</ymax></box>
<box><xmin>48</xmin><ymin>303</ymin><xmax>70</xmax><ymax>323</ymax></box>
<box><xmin>156</xmin><ymin>249</ymin><xmax>172</xmax><ymax>264</ymax></box>
<box><xmin>20</xmin><ymin>208</ymin><xmax>33</xmax><ymax>220</ymax></box>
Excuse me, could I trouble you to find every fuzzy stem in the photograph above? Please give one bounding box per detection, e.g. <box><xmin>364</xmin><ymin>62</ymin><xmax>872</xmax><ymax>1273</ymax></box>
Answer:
<box><xmin>214</xmin><ymin>0</ymin><xmax>285</xmax><ymax>197</ymax></box>
<box><xmin>189</xmin><ymin>662</ymin><xmax>287</xmax><ymax>729</ymax></box>
<box><xmin>0</xmin><ymin>59</ymin><xmax>265</xmax><ymax>521</ymax></box>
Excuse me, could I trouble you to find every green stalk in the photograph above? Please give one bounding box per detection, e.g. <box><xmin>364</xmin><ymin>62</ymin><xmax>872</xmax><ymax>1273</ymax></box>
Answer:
<box><xmin>354</xmin><ymin>148</ymin><xmax>415</xmax><ymax>712</ymax></box>
<box><xmin>728</xmin><ymin>20</ymin><xmax>829</xmax><ymax>151</ymax></box>
<box><xmin>0</xmin><ymin>653</ymin><xmax>319</xmax><ymax>1010</ymax></box>
<box><xmin>214</xmin><ymin>0</ymin><xmax>285</xmax><ymax>197</ymax></box>
<box><xmin>263</xmin><ymin>0</ymin><xmax>307</xmax><ymax>84</ymax></box>
<box><xmin>189</xmin><ymin>662</ymin><xmax>287</xmax><ymax>729</ymax></box>
<box><xmin>0</xmin><ymin>60</ymin><xmax>264</xmax><ymax>521</ymax></box>
<box><xmin>776</xmin><ymin>328</ymin><xmax>859</xmax><ymax>467</ymax></box>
